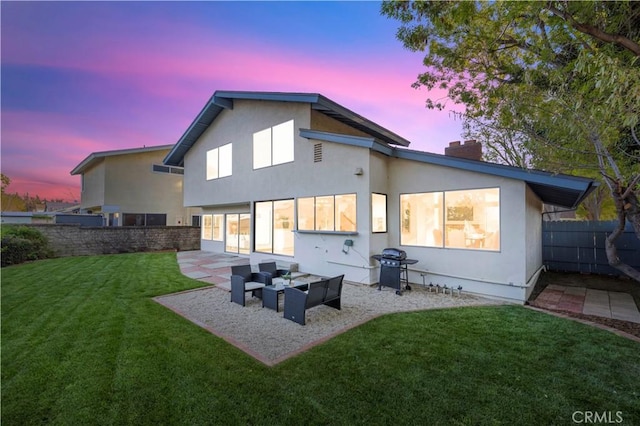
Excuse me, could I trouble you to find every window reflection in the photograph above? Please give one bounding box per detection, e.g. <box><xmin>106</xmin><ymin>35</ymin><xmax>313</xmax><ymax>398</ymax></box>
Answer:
<box><xmin>255</xmin><ymin>200</ymin><xmax>294</xmax><ymax>256</ymax></box>
<box><xmin>206</xmin><ymin>143</ymin><xmax>232</xmax><ymax>180</ymax></box>
<box><xmin>336</xmin><ymin>194</ymin><xmax>356</xmax><ymax>232</ymax></box>
<box><xmin>297</xmin><ymin>194</ymin><xmax>357</xmax><ymax>232</ymax></box>
<box><xmin>400</xmin><ymin>188</ymin><xmax>499</xmax><ymax>250</ymax></box>
<box><xmin>371</xmin><ymin>193</ymin><xmax>387</xmax><ymax>233</ymax></box>
<box><xmin>316</xmin><ymin>196</ymin><xmax>334</xmax><ymax>231</ymax></box>
<box><xmin>202</xmin><ymin>214</ymin><xmax>213</xmax><ymax>239</ymax></box>
<box><xmin>253</xmin><ymin>128</ymin><xmax>272</xmax><ymax>169</ymax></box>
<box><xmin>253</xmin><ymin>120</ymin><xmax>294</xmax><ymax>169</ymax></box>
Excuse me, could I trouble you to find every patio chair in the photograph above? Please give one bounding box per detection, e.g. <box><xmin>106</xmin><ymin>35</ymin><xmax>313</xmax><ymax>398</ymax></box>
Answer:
<box><xmin>230</xmin><ymin>265</ymin><xmax>270</xmax><ymax>306</ymax></box>
<box><xmin>258</xmin><ymin>262</ymin><xmax>289</xmax><ymax>282</ymax></box>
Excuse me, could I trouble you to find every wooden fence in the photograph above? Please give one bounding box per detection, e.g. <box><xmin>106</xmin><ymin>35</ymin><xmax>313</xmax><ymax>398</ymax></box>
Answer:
<box><xmin>542</xmin><ymin>220</ymin><xmax>640</xmax><ymax>276</ymax></box>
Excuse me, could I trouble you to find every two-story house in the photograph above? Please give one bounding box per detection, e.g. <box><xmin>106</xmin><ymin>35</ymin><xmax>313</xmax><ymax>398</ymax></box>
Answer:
<box><xmin>163</xmin><ymin>91</ymin><xmax>596</xmax><ymax>302</ymax></box>
<box><xmin>71</xmin><ymin>145</ymin><xmax>201</xmax><ymax>226</ymax></box>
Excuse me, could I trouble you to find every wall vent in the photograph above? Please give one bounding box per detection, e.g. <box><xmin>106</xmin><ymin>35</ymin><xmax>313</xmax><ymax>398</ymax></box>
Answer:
<box><xmin>313</xmin><ymin>143</ymin><xmax>323</xmax><ymax>162</ymax></box>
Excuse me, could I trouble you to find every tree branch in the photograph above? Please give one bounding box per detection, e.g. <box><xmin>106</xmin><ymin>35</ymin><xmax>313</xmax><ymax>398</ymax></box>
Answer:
<box><xmin>545</xmin><ymin>3</ymin><xmax>640</xmax><ymax>56</ymax></box>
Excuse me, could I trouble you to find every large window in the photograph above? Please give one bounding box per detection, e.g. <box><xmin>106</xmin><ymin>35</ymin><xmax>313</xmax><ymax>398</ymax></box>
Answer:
<box><xmin>253</xmin><ymin>120</ymin><xmax>294</xmax><ymax>169</ymax></box>
<box><xmin>255</xmin><ymin>199</ymin><xmax>294</xmax><ymax>255</ymax></box>
<box><xmin>400</xmin><ymin>188</ymin><xmax>500</xmax><ymax>250</ymax></box>
<box><xmin>297</xmin><ymin>194</ymin><xmax>356</xmax><ymax>232</ymax></box>
<box><xmin>225</xmin><ymin>213</ymin><xmax>250</xmax><ymax>254</ymax></box>
<box><xmin>371</xmin><ymin>193</ymin><xmax>387</xmax><ymax>233</ymax></box>
<box><xmin>122</xmin><ymin>213</ymin><xmax>167</xmax><ymax>227</ymax></box>
<box><xmin>206</xmin><ymin>143</ymin><xmax>232</xmax><ymax>180</ymax></box>
<box><xmin>201</xmin><ymin>214</ymin><xmax>223</xmax><ymax>240</ymax></box>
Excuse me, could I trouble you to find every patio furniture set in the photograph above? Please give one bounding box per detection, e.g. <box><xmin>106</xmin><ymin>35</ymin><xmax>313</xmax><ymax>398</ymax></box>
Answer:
<box><xmin>230</xmin><ymin>262</ymin><xmax>344</xmax><ymax>325</ymax></box>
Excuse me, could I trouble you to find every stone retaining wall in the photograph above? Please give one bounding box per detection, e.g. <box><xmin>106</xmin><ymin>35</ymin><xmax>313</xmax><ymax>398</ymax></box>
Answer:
<box><xmin>23</xmin><ymin>224</ymin><xmax>201</xmax><ymax>257</ymax></box>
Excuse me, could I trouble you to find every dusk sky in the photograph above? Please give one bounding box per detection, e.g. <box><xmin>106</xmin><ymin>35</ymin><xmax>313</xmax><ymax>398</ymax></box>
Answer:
<box><xmin>1</xmin><ymin>1</ymin><xmax>464</xmax><ymax>202</ymax></box>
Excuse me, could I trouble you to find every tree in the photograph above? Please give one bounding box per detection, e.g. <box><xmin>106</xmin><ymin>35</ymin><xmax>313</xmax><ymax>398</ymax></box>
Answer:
<box><xmin>382</xmin><ymin>0</ymin><xmax>640</xmax><ymax>282</ymax></box>
<box><xmin>1</xmin><ymin>173</ymin><xmax>10</xmax><ymax>194</ymax></box>
<box><xmin>0</xmin><ymin>174</ymin><xmax>26</xmax><ymax>212</ymax></box>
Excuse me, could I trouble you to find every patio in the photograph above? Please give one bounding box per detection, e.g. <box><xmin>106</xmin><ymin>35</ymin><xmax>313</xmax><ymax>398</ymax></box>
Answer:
<box><xmin>156</xmin><ymin>251</ymin><xmax>501</xmax><ymax>365</ymax></box>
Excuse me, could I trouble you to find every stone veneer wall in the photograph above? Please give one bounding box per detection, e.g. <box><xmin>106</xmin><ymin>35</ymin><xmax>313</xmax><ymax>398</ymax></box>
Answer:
<box><xmin>24</xmin><ymin>224</ymin><xmax>201</xmax><ymax>257</ymax></box>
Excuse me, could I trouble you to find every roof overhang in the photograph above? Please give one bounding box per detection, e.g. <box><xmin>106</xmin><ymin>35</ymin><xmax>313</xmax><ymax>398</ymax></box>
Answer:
<box><xmin>163</xmin><ymin>90</ymin><xmax>411</xmax><ymax>166</ymax></box>
<box><xmin>71</xmin><ymin>145</ymin><xmax>174</xmax><ymax>175</ymax></box>
<box><xmin>299</xmin><ymin>130</ymin><xmax>597</xmax><ymax>209</ymax></box>
<box><xmin>394</xmin><ymin>148</ymin><xmax>598</xmax><ymax>209</ymax></box>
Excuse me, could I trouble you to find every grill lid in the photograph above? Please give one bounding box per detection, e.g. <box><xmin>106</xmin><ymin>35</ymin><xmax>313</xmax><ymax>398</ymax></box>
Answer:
<box><xmin>381</xmin><ymin>248</ymin><xmax>406</xmax><ymax>260</ymax></box>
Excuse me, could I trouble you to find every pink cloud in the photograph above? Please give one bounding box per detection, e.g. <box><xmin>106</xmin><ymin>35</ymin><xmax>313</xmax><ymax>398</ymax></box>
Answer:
<box><xmin>2</xmin><ymin>5</ymin><xmax>466</xmax><ymax>202</ymax></box>
<box><xmin>1</xmin><ymin>109</ymin><xmax>171</xmax><ymax>201</ymax></box>
<box><xmin>4</xmin><ymin>12</ymin><xmax>463</xmax><ymax>131</ymax></box>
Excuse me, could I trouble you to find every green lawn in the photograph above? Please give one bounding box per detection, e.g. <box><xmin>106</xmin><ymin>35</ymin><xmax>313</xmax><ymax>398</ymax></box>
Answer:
<box><xmin>2</xmin><ymin>253</ymin><xmax>639</xmax><ymax>425</ymax></box>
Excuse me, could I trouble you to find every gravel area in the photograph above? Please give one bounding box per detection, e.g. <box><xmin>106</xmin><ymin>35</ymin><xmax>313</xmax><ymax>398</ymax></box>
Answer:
<box><xmin>154</xmin><ymin>283</ymin><xmax>500</xmax><ymax>366</ymax></box>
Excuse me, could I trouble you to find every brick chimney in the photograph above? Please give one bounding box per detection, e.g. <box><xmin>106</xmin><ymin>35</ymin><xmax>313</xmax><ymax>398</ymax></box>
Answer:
<box><xmin>444</xmin><ymin>139</ymin><xmax>482</xmax><ymax>161</ymax></box>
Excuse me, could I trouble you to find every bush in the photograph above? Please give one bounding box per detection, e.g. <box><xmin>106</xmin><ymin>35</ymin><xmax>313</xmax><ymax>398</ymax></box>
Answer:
<box><xmin>1</xmin><ymin>226</ymin><xmax>53</xmax><ymax>267</ymax></box>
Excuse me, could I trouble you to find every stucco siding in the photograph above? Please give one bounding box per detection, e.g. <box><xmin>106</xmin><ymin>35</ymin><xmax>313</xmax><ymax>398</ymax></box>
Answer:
<box><xmin>385</xmin><ymin>156</ymin><xmax>529</xmax><ymax>301</ymax></box>
<box><xmin>184</xmin><ymin>100</ymin><xmax>313</xmax><ymax>207</ymax></box>
<box><xmin>310</xmin><ymin>109</ymin><xmax>373</xmax><ymax>139</ymax></box>
<box><xmin>180</xmin><ymin>98</ymin><xmax>561</xmax><ymax>302</ymax></box>
<box><xmin>524</xmin><ymin>185</ymin><xmax>544</xmax><ymax>299</ymax></box>
<box><xmin>101</xmin><ymin>150</ymin><xmax>193</xmax><ymax>225</ymax></box>
<box><xmin>81</xmin><ymin>161</ymin><xmax>106</xmax><ymax>209</ymax></box>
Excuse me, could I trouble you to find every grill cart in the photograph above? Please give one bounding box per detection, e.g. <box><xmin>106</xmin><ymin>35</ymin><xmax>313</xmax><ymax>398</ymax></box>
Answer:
<box><xmin>372</xmin><ymin>248</ymin><xmax>418</xmax><ymax>295</ymax></box>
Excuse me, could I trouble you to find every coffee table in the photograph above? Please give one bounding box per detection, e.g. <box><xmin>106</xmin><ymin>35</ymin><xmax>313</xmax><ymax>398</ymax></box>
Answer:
<box><xmin>262</xmin><ymin>281</ymin><xmax>309</xmax><ymax>312</ymax></box>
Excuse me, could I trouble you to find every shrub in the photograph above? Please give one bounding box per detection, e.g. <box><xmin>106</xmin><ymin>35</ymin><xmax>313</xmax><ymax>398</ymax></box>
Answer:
<box><xmin>1</xmin><ymin>226</ymin><xmax>53</xmax><ymax>267</ymax></box>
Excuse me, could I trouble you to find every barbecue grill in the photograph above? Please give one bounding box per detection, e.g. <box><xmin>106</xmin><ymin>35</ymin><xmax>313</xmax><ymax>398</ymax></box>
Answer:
<box><xmin>371</xmin><ymin>248</ymin><xmax>418</xmax><ymax>295</ymax></box>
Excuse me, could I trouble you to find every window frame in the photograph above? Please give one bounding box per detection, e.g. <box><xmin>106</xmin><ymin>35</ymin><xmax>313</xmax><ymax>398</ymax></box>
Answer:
<box><xmin>225</xmin><ymin>213</ymin><xmax>250</xmax><ymax>254</ymax></box>
<box><xmin>253</xmin><ymin>120</ymin><xmax>294</xmax><ymax>170</ymax></box>
<box><xmin>206</xmin><ymin>143</ymin><xmax>232</xmax><ymax>180</ymax></box>
<box><xmin>254</xmin><ymin>199</ymin><xmax>295</xmax><ymax>256</ymax></box>
<box><xmin>371</xmin><ymin>193</ymin><xmax>388</xmax><ymax>233</ymax></box>
<box><xmin>400</xmin><ymin>187</ymin><xmax>500</xmax><ymax>251</ymax></box>
<box><xmin>122</xmin><ymin>213</ymin><xmax>167</xmax><ymax>227</ymax></box>
<box><xmin>296</xmin><ymin>193</ymin><xmax>357</xmax><ymax>234</ymax></box>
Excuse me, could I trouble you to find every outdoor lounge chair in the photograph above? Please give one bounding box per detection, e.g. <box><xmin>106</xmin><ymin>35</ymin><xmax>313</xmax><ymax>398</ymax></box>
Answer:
<box><xmin>258</xmin><ymin>262</ymin><xmax>289</xmax><ymax>282</ymax></box>
<box><xmin>230</xmin><ymin>265</ymin><xmax>270</xmax><ymax>306</ymax></box>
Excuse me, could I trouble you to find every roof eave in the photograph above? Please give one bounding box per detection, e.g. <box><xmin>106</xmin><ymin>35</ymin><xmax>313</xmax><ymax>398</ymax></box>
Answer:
<box><xmin>164</xmin><ymin>90</ymin><xmax>410</xmax><ymax>166</ymax></box>
<box><xmin>71</xmin><ymin>144</ymin><xmax>174</xmax><ymax>175</ymax></box>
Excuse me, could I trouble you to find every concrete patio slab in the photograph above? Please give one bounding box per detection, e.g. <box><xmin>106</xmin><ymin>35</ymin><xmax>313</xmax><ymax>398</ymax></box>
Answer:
<box><xmin>183</xmin><ymin>270</ymin><xmax>211</xmax><ymax>279</ymax></box>
<box><xmin>534</xmin><ymin>284</ymin><xmax>640</xmax><ymax>324</ymax></box>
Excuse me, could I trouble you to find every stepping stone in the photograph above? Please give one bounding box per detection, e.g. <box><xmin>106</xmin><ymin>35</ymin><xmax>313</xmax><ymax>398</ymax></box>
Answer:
<box><xmin>184</xmin><ymin>270</ymin><xmax>210</xmax><ymax>279</ymax></box>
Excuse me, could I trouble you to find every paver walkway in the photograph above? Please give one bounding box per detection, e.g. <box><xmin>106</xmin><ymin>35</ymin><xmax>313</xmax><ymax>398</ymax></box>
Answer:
<box><xmin>176</xmin><ymin>250</ymin><xmax>249</xmax><ymax>289</ymax></box>
<box><xmin>533</xmin><ymin>284</ymin><xmax>640</xmax><ymax>323</ymax></box>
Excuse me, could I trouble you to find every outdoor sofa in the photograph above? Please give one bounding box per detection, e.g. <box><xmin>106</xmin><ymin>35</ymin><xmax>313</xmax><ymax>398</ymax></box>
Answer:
<box><xmin>283</xmin><ymin>275</ymin><xmax>344</xmax><ymax>325</ymax></box>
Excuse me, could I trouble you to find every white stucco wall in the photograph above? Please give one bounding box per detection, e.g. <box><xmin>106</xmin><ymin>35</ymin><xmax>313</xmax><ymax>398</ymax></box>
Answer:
<box><xmin>385</xmin><ymin>156</ymin><xmax>532</xmax><ymax>302</ymax></box>
<box><xmin>524</xmin><ymin>185</ymin><xmax>544</xmax><ymax>300</ymax></box>
<box><xmin>80</xmin><ymin>161</ymin><xmax>106</xmax><ymax>210</ymax></box>
<box><xmin>184</xmin><ymin>99</ymin><xmax>548</xmax><ymax>302</ymax></box>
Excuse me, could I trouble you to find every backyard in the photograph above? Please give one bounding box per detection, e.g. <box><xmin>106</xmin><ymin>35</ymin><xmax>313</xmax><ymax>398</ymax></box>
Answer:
<box><xmin>2</xmin><ymin>252</ymin><xmax>639</xmax><ymax>425</ymax></box>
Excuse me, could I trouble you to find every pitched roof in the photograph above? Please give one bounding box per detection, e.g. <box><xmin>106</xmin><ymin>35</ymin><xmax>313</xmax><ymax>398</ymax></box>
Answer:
<box><xmin>301</xmin><ymin>129</ymin><xmax>597</xmax><ymax>209</ymax></box>
<box><xmin>70</xmin><ymin>145</ymin><xmax>174</xmax><ymax>175</ymax></box>
<box><xmin>163</xmin><ymin>90</ymin><xmax>597</xmax><ymax>209</ymax></box>
<box><xmin>163</xmin><ymin>91</ymin><xmax>411</xmax><ymax>167</ymax></box>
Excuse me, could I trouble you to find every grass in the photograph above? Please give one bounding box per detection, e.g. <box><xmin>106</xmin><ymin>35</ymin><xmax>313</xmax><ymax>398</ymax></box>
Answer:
<box><xmin>2</xmin><ymin>252</ymin><xmax>639</xmax><ymax>425</ymax></box>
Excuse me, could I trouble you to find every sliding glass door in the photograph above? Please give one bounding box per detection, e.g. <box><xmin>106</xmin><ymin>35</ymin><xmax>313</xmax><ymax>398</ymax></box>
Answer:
<box><xmin>225</xmin><ymin>213</ymin><xmax>250</xmax><ymax>254</ymax></box>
